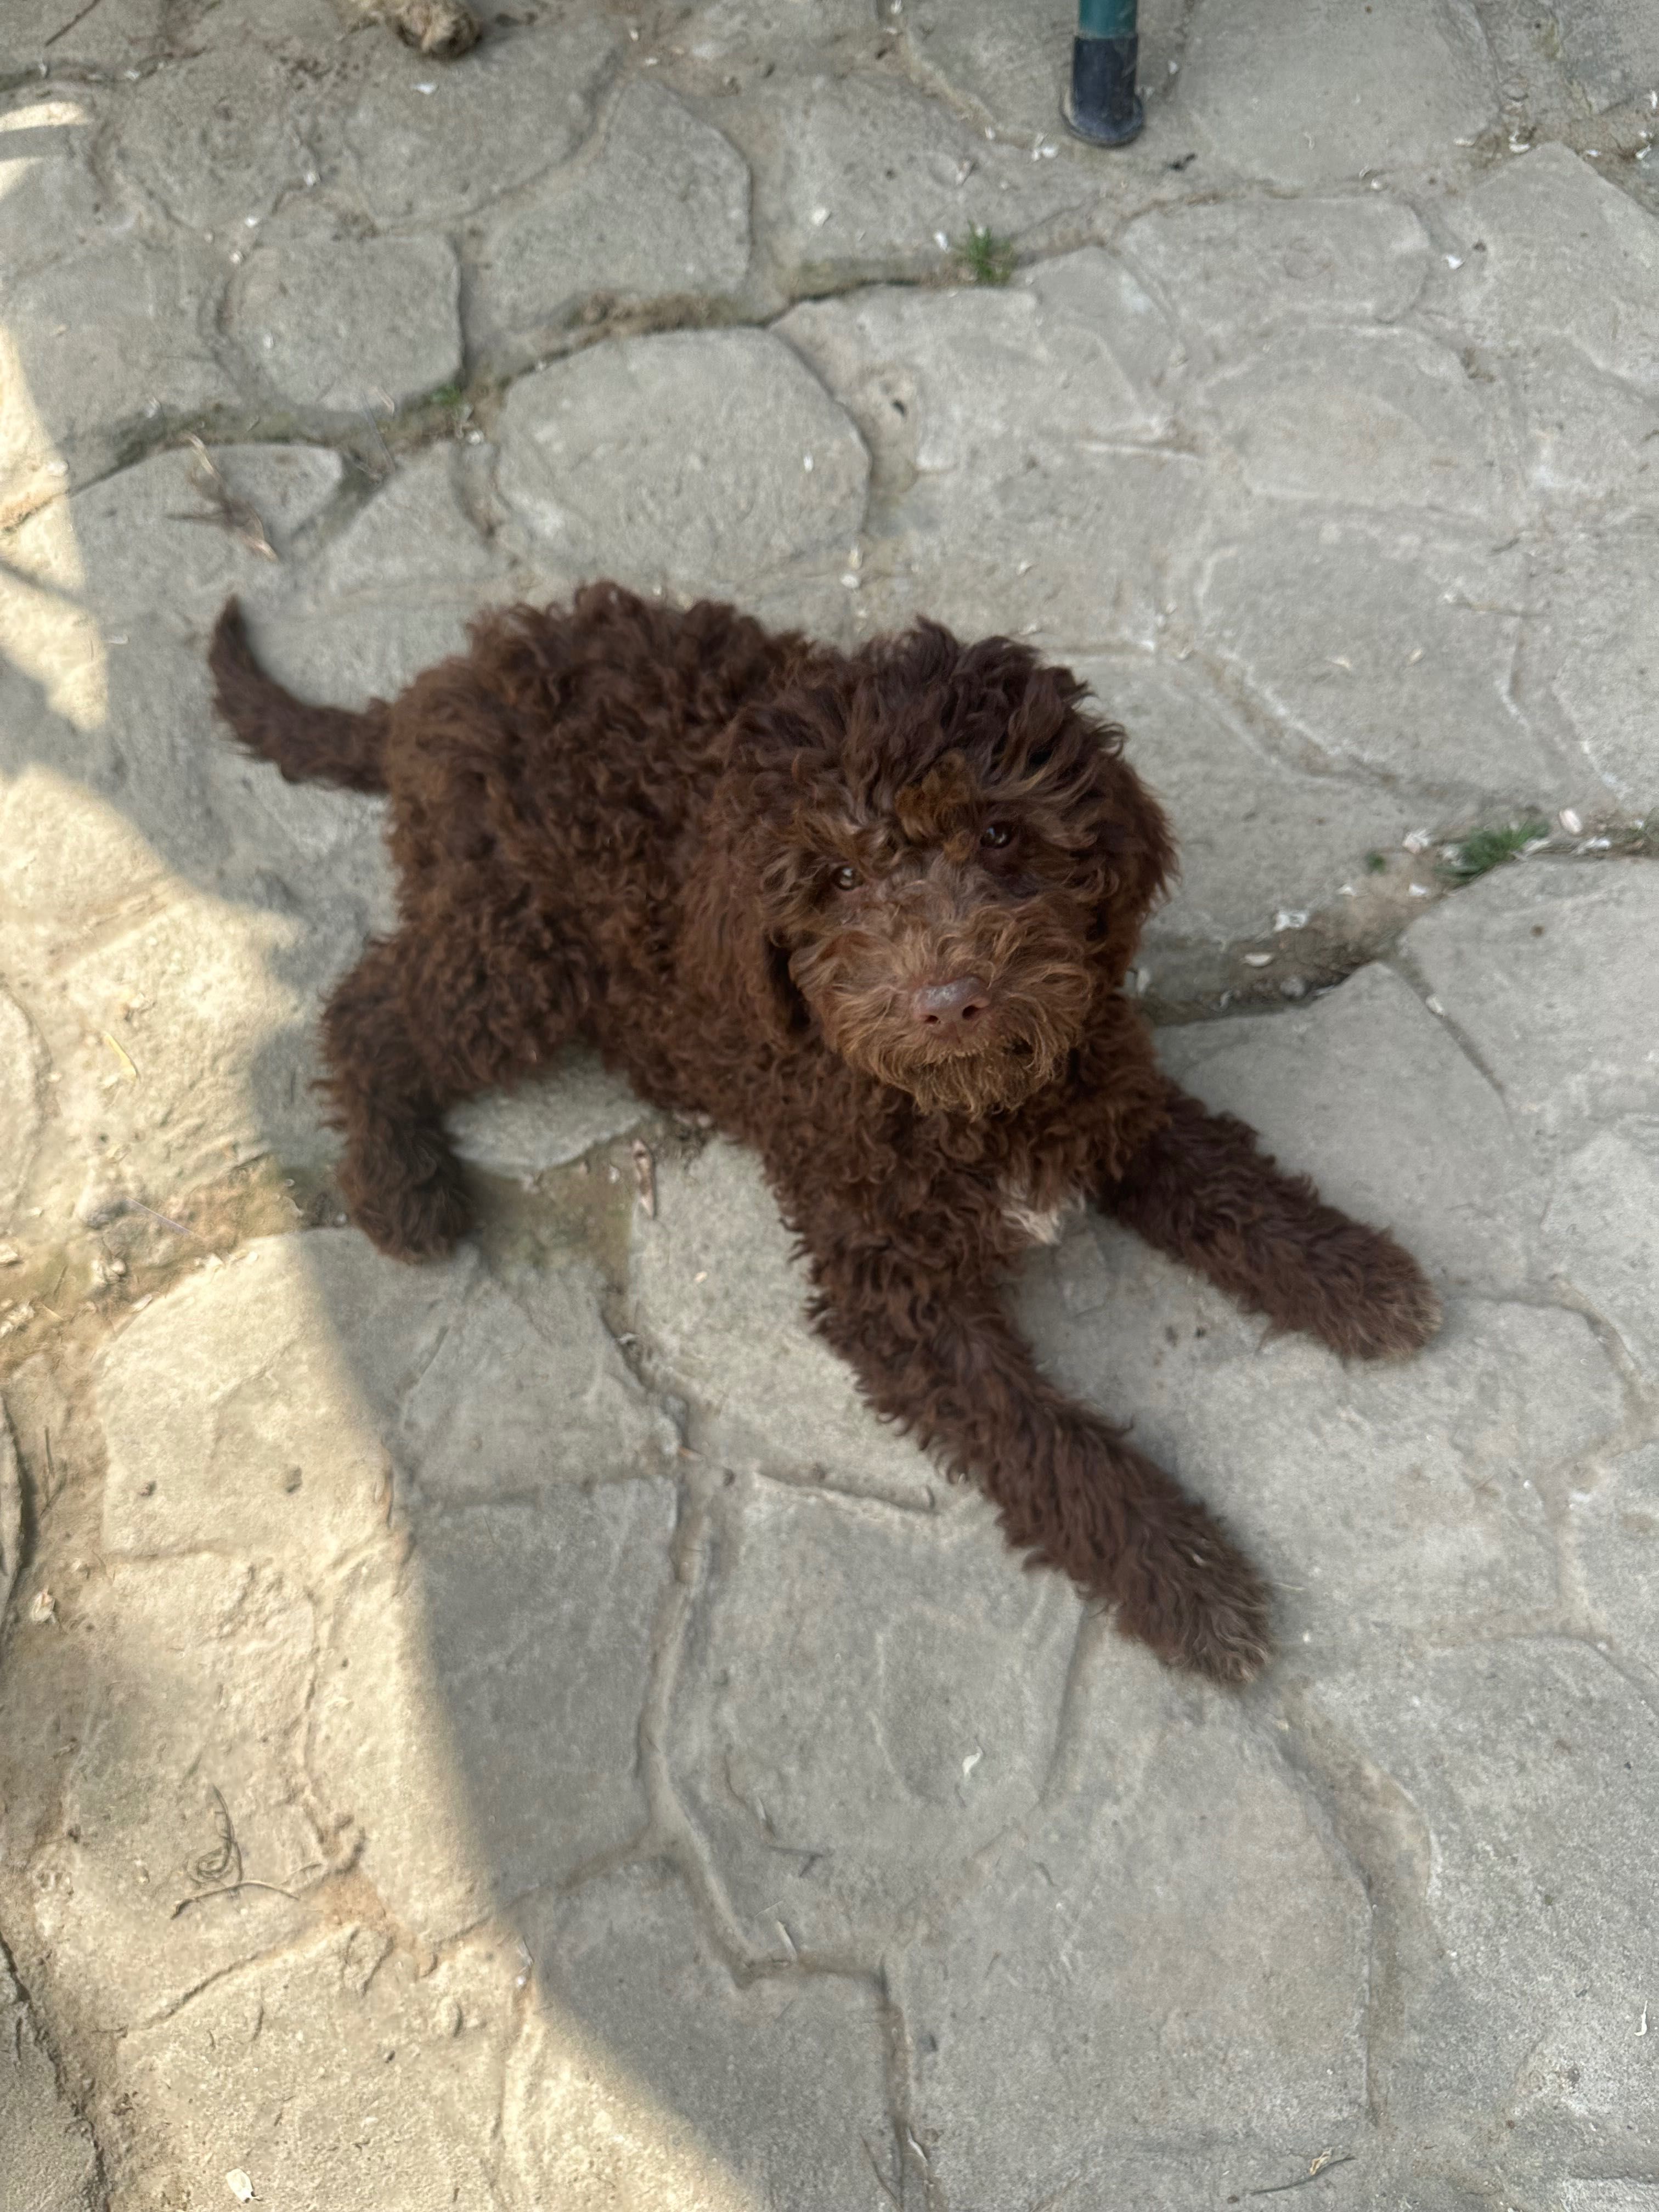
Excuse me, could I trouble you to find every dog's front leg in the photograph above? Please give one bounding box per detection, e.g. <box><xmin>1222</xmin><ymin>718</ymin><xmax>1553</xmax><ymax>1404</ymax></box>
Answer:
<box><xmin>808</xmin><ymin>1245</ymin><xmax>1272</xmax><ymax>1683</ymax></box>
<box><xmin>1104</xmin><ymin>1084</ymin><xmax>1442</xmax><ymax>1359</ymax></box>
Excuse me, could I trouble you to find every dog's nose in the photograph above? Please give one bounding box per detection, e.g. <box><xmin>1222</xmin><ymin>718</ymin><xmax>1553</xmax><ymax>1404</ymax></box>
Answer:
<box><xmin>912</xmin><ymin>975</ymin><xmax>991</xmax><ymax>1028</ymax></box>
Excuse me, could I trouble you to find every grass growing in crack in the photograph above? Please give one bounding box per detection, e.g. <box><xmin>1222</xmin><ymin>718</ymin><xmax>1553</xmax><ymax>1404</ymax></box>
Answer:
<box><xmin>959</xmin><ymin>227</ymin><xmax>1017</xmax><ymax>285</ymax></box>
<box><xmin>1444</xmin><ymin>818</ymin><xmax>1550</xmax><ymax>882</ymax></box>
<box><xmin>425</xmin><ymin>382</ymin><xmax>467</xmax><ymax>412</ymax></box>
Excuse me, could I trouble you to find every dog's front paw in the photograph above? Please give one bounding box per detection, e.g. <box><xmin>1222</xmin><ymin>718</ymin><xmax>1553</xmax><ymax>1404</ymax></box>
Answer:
<box><xmin>341</xmin><ymin>1152</ymin><xmax>473</xmax><ymax>1262</ymax></box>
<box><xmin>1114</xmin><ymin>1508</ymin><xmax>1273</xmax><ymax>1686</ymax></box>
<box><xmin>1303</xmin><ymin>1225</ymin><xmax>1442</xmax><ymax>1361</ymax></box>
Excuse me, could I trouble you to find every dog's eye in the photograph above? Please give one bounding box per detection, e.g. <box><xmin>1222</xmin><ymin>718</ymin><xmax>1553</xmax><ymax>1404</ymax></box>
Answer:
<box><xmin>832</xmin><ymin>864</ymin><xmax>861</xmax><ymax>891</ymax></box>
<box><xmin>980</xmin><ymin>824</ymin><xmax>1012</xmax><ymax>849</ymax></box>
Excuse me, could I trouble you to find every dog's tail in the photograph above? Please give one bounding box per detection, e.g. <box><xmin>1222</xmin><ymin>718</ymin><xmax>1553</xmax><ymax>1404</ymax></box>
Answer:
<box><xmin>209</xmin><ymin>597</ymin><xmax>391</xmax><ymax>795</ymax></box>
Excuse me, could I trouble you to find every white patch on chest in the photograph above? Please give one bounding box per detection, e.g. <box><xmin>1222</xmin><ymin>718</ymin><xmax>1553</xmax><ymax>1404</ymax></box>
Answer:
<box><xmin>1000</xmin><ymin>1180</ymin><xmax>1083</xmax><ymax>1246</ymax></box>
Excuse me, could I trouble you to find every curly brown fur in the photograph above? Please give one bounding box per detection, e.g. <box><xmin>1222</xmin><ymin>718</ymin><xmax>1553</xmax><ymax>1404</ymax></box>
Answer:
<box><xmin>210</xmin><ymin>583</ymin><xmax>1441</xmax><ymax>1685</ymax></box>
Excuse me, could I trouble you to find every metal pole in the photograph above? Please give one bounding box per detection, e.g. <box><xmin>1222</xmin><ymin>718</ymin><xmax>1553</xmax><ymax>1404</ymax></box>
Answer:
<box><xmin>1065</xmin><ymin>0</ymin><xmax>1143</xmax><ymax>147</ymax></box>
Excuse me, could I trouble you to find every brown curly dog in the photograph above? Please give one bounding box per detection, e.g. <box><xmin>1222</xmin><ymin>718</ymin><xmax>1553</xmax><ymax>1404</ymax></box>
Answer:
<box><xmin>210</xmin><ymin>585</ymin><xmax>1440</xmax><ymax>1683</ymax></box>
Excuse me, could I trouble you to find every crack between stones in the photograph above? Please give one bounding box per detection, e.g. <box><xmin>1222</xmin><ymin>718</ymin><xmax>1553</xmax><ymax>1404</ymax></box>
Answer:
<box><xmin>870</xmin><ymin>1955</ymin><xmax>942</xmax><ymax>2212</ymax></box>
<box><xmin>1464</xmin><ymin>1277</ymin><xmax>1658</xmax><ymax>1436</ymax></box>
<box><xmin>1260</xmin><ymin>1700</ymin><xmax>1379</xmax><ymax>2139</ymax></box>
<box><xmin>1273</xmin><ymin>1688</ymin><xmax>1436</xmax><ymax>2151</ymax></box>
<box><xmin>625</xmin><ymin>1460</ymin><xmax>761</xmax><ymax>1972</ymax></box>
<box><xmin>0</xmin><ymin>1928</ymin><xmax>110</xmax><ymax>2208</ymax></box>
<box><xmin>1381</xmin><ymin>943</ymin><xmax>1513</xmax><ymax>1102</ymax></box>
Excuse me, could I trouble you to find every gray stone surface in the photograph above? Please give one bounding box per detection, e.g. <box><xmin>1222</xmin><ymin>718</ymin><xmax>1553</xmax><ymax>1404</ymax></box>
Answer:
<box><xmin>475</xmin><ymin>86</ymin><xmax>752</xmax><ymax>362</ymax></box>
<box><xmin>895</xmin><ymin>1641</ymin><xmax>1370</xmax><ymax>2205</ymax></box>
<box><xmin>4</xmin><ymin>235</ymin><xmax>236</xmax><ymax>488</ymax></box>
<box><xmin>782</xmin><ymin>248</ymin><xmax>1180</xmax><ymax>465</ymax></box>
<box><xmin>0</xmin><ymin>985</ymin><xmax>43</xmax><ymax>1232</ymax></box>
<box><xmin>447</xmin><ymin>1048</ymin><xmax>644</xmax><ymax>1176</ymax></box>
<box><xmin>1441</xmin><ymin>144</ymin><xmax>1659</xmax><ymax>394</ymax></box>
<box><xmin>1543</xmin><ymin>1124</ymin><xmax>1659</xmax><ymax>1379</ymax></box>
<box><xmin>679</xmin><ymin>0</ymin><xmax>874</xmax><ymax>67</ymax></box>
<box><xmin>1203</xmin><ymin>324</ymin><xmax>1517</xmax><ymax>520</ymax></box>
<box><xmin>782</xmin><ymin>254</ymin><xmax>1195</xmax><ymax>649</ymax></box>
<box><xmin>6</xmin><ymin>0</ymin><xmax>166</xmax><ymax>70</ymax></box>
<box><xmin>1072</xmin><ymin>653</ymin><xmax>1426</xmax><ymax>949</ymax></box>
<box><xmin>0</xmin><ymin>98</ymin><xmax>112</xmax><ymax>289</ymax></box>
<box><xmin>0</xmin><ymin>1405</ymin><xmax>19</xmax><ymax>1637</ymax></box>
<box><xmin>62</xmin><ymin>443</ymin><xmax>346</xmax><ymax>623</ymax></box>
<box><xmin>1550</xmin><ymin>0</ymin><xmax>1659</xmax><ymax>115</ymax></box>
<box><xmin>0</xmin><ymin>1941</ymin><xmax>100</xmax><ymax>2212</ymax></box>
<box><xmin>98</xmin><ymin>1233</ymin><xmax>466</xmax><ymax>1568</ymax></box>
<box><xmin>0</xmin><ymin>766</ymin><xmax>172</xmax><ymax>947</ymax></box>
<box><xmin>1197</xmin><ymin>513</ymin><xmax>1572</xmax><ymax>802</ymax></box>
<box><xmin>230</xmin><ymin>232</ymin><xmax>462</xmax><ymax>415</ymax></box>
<box><xmin>30</xmin><ymin>1553</ymin><xmax>319</xmax><ymax>2029</ymax></box>
<box><xmin>114</xmin><ymin>38</ymin><xmax>315</xmax><ymax>230</ymax></box>
<box><xmin>1576</xmin><ymin>1442</ymin><xmax>1659</xmax><ymax>1668</ymax></box>
<box><xmin>399</xmin><ymin>1259</ymin><xmax>678</xmax><ymax>1501</ymax></box>
<box><xmin>44</xmin><ymin>880</ymin><xmax>325</xmax><ymax>1199</ymax></box>
<box><xmin>1315</xmin><ymin>1641</ymin><xmax>1659</xmax><ymax>2141</ymax></box>
<box><xmin>750</xmin><ymin>71</ymin><xmax>1082</xmax><ymax>292</ymax></box>
<box><xmin>4</xmin><ymin>3</ymin><xmax>1659</xmax><ymax>2205</ymax></box>
<box><xmin>312</xmin><ymin>1479</ymin><xmax>675</xmax><ymax>1946</ymax></box>
<box><xmin>112</xmin><ymin>1926</ymin><xmax>512</xmax><ymax>2211</ymax></box>
<box><xmin>1532</xmin><ymin>520</ymin><xmax>1659</xmax><ymax>798</ymax></box>
<box><xmin>496</xmin><ymin>330</ymin><xmax>870</xmax><ymax>602</ymax></box>
<box><xmin>1506</xmin><ymin>342</ymin><xmax>1659</xmax><ymax>509</ymax></box>
<box><xmin>670</xmin><ymin>1476</ymin><xmax>1078</xmax><ymax>1954</ymax></box>
<box><xmin>1178</xmin><ymin>0</ymin><xmax>1498</xmax><ymax>186</ymax></box>
<box><xmin>1408</xmin><ymin>862</ymin><xmax>1659</xmax><ymax>1152</ymax></box>
<box><xmin>335</xmin><ymin>15</ymin><xmax>625</xmax><ymax>222</ymax></box>
<box><xmin>305</xmin><ymin>443</ymin><xmax>500</xmax><ymax>599</ymax></box>
<box><xmin>510</xmin><ymin>1869</ymin><xmax>891</xmax><ymax>2208</ymax></box>
<box><xmin>1120</xmin><ymin>191</ymin><xmax>1432</xmax><ymax>355</ymax></box>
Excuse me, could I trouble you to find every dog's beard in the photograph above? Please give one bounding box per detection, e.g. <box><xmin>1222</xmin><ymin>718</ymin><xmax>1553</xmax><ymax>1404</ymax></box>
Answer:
<box><xmin>805</xmin><ymin>953</ymin><xmax>1093</xmax><ymax>1118</ymax></box>
<box><xmin>854</xmin><ymin>1030</ymin><xmax>1063</xmax><ymax>1115</ymax></box>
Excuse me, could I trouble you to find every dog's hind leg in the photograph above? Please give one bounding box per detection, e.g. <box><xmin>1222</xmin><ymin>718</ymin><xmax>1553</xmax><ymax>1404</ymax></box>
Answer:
<box><xmin>321</xmin><ymin>937</ymin><xmax>474</xmax><ymax>1261</ymax></box>
<box><xmin>809</xmin><ymin>1248</ymin><xmax>1273</xmax><ymax>1684</ymax></box>
<box><xmin>322</xmin><ymin>911</ymin><xmax>591</xmax><ymax>1262</ymax></box>
<box><xmin>1105</xmin><ymin>1084</ymin><xmax>1442</xmax><ymax>1359</ymax></box>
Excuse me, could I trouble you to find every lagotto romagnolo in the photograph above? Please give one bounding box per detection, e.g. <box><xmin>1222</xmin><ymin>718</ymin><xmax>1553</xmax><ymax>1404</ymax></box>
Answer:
<box><xmin>211</xmin><ymin>585</ymin><xmax>1441</xmax><ymax>1683</ymax></box>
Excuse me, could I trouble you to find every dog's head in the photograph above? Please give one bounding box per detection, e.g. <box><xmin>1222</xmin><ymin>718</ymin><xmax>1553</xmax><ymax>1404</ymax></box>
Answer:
<box><xmin>689</xmin><ymin>623</ymin><xmax>1173</xmax><ymax>1116</ymax></box>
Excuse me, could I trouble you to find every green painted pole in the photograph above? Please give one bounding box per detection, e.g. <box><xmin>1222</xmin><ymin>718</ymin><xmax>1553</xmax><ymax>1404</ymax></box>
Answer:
<box><xmin>1066</xmin><ymin>0</ymin><xmax>1142</xmax><ymax>145</ymax></box>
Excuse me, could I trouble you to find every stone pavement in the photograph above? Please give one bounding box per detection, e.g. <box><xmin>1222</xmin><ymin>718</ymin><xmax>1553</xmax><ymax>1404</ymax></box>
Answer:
<box><xmin>1</xmin><ymin>0</ymin><xmax>1658</xmax><ymax>2204</ymax></box>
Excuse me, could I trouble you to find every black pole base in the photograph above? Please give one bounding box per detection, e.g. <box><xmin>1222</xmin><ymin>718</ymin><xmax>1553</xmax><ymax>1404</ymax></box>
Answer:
<box><xmin>1065</xmin><ymin>33</ymin><xmax>1143</xmax><ymax>146</ymax></box>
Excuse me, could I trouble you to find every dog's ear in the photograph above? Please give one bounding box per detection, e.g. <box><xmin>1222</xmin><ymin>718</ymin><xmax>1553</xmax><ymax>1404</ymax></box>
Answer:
<box><xmin>998</xmin><ymin>651</ymin><xmax>1177</xmax><ymax>983</ymax></box>
<box><xmin>678</xmin><ymin>752</ymin><xmax>803</xmax><ymax>1042</ymax></box>
<box><xmin>1086</xmin><ymin>731</ymin><xmax>1177</xmax><ymax>981</ymax></box>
